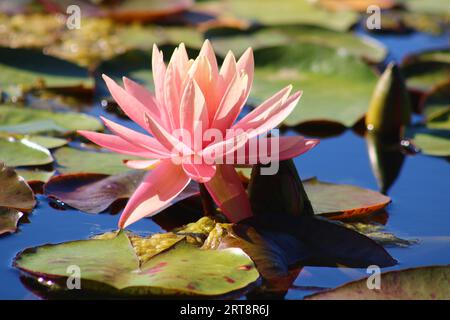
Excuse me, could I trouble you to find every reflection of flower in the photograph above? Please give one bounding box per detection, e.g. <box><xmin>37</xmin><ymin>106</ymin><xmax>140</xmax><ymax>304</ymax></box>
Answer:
<box><xmin>79</xmin><ymin>40</ymin><xmax>319</xmax><ymax>228</ymax></box>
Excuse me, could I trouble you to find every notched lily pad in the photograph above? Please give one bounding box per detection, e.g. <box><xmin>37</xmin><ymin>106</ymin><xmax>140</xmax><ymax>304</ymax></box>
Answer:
<box><xmin>14</xmin><ymin>230</ymin><xmax>260</xmax><ymax>298</ymax></box>
<box><xmin>306</xmin><ymin>265</ymin><xmax>450</xmax><ymax>300</ymax></box>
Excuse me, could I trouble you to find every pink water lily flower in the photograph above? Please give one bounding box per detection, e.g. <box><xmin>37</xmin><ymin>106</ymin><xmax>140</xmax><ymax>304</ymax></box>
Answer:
<box><xmin>78</xmin><ymin>40</ymin><xmax>319</xmax><ymax>228</ymax></box>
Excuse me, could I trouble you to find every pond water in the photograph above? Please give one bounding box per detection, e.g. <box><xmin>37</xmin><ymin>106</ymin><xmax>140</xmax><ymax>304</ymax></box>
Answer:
<box><xmin>0</xmin><ymin>27</ymin><xmax>449</xmax><ymax>300</ymax></box>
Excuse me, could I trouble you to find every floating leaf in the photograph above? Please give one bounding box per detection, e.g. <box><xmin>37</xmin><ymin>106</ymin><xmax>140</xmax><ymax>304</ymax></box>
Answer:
<box><xmin>0</xmin><ymin>136</ymin><xmax>53</xmax><ymax>167</ymax></box>
<box><xmin>44</xmin><ymin>171</ymin><xmax>200</xmax><ymax>214</ymax></box>
<box><xmin>405</xmin><ymin>126</ymin><xmax>450</xmax><ymax>157</ymax></box>
<box><xmin>16</xmin><ymin>169</ymin><xmax>54</xmax><ymax>183</ymax></box>
<box><xmin>14</xmin><ymin>231</ymin><xmax>259</xmax><ymax>298</ymax></box>
<box><xmin>0</xmin><ymin>47</ymin><xmax>93</xmax><ymax>96</ymax></box>
<box><xmin>422</xmin><ymin>81</ymin><xmax>450</xmax><ymax>130</ymax></box>
<box><xmin>0</xmin><ymin>208</ymin><xmax>23</xmax><ymax>236</ymax></box>
<box><xmin>399</xmin><ymin>0</ymin><xmax>450</xmax><ymax>16</ymax></box>
<box><xmin>317</xmin><ymin>0</ymin><xmax>395</xmax><ymax>12</ymax></box>
<box><xmin>105</xmin><ymin>0</ymin><xmax>194</xmax><ymax>22</ymax></box>
<box><xmin>306</xmin><ymin>265</ymin><xmax>450</xmax><ymax>300</ymax></box>
<box><xmin>0</xmin><ymin>163</ymin><xmax>35</xmax><ymax>235</ymax></box>
<box><xmin>0</xmin><ymin>105</ymin><xmax>103</xmax><ymax>135</ymax></box>
<box><xmin>250</xmin><ymin>44</ymin><xmax>379</xmax><ymax>127</ymax></box>
<box><xmin>44</xmin><ymin>171</ymin><xmax>145</xmax><ymax>213</ymax></box>
<box><xmin>303</xmin><ymin>178</ymin><xmax>391</xmax><ymax>220</ymax></box>
<box><xmin>217</xmin><ymin>0</ymin><xmax>358</xmax><ymax>31</ymax></box>
<box><xmin>53</xmin><ymin>147</ymin><xmax>143</xmax><ymax>175</ymax></box>
<box><xmin>0</xmin><ymin>163</ymin><xmax>35</xmax><ymax>211</ymax></box>
<box><xmin>210</xmin><ymin>26</ymin><xmax>387</xmax><ymax>63</ymax></box>
<box><xmin>402</xmin><ymin>50</ymin><xmax>450</xmax><ymax>92</ymax></box>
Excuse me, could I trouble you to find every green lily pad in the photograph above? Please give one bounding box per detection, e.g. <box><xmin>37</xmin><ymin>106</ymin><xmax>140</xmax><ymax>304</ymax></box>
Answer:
<box><xmin>306</xmin><ymin>265</ymin><xmax>450</xmax><ymax>300</ymax></box>
<box><xmin>0</xmin><ymin>136</ymin><xmax>53</xmax><ymax>167</ymax></box>
<box><xmin>0</xmin><ymin>47</ymin><xmax>93</xmax><ymax>96</ymax></box>
<box><xmin>250</xmin><ymin>44</ymin><xmax>379</xmax><ymax>127</ymax></box>
<box><xmin>406</xmin><ymin>126</ymin><xmax>450</xmax><ymax>157</ymax></box>
<box><xmin>16</xmin><ymin>169</ymin><xmax>55</xmax><ymax>184</ymax></box>
<box><xmin>402</xmin><ymin>50</ymin><xmax>450</xmax><ymax>92</ymax></box>
<box><xmin>53</xmin><ymin>147</ymin><xmax>143</xmax><ymax>175</ymax></box>
<box><xmin>304</xmin><ymin>178</ymin><xmax>392</xmax><ymax>220</ymax></box>
<box><xmin>14</xmin><ymin>231</ymin><xmax>259</xmax><ymax>297</ymax></box>
<box><xmin>0</xmin><ymin>105</ymin><xmax>103</xmax><ymax>135</ymax></box>
<box><xmin>217</xmin><ymin>0</ymin><xmax>358</xmax><ymax>31</ymax></box>
<box><xmin>211</xmin><ymin>26</ymin><xmax>387</xmax><ymax>63</ymax></box>
<box><xmin>423</xmin><ymin>82</ymin><xmax>450</xmax><ymax>130</ymax></box>
<box><xmin>399</xmin><ymin>0</ymin><xmax>450</xmax><ymax>16</ymax></box>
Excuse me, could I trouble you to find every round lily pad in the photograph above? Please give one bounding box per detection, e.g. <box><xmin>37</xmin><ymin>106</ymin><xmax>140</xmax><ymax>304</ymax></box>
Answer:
<box><xmin>53</xmin><ymin>147</ymin><xmax>143</xmax><ymax>175</ymax></box>
<box><xmin>14</xmin><ymin>231</ymin><xmax>260</xmax><ymax>298</ymax></box>
<box><xmin>250</xmin><ymin>43</ymin><xmax>379</xmax><ymax>127</ymax></box>
<box><xmin>306</xmin><ymin>265</ymin><xmax>450</xmax><ymax>300</ymax></box>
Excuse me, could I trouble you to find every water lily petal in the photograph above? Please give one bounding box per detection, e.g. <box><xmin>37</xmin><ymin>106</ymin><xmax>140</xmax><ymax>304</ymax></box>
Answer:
<box><xmin>118</xmin><ymin>160</ymin><xmax>190</xmax><ymax>228</ymax></box>
<box><xmin>103</xmin><ymin>74</ymin><xmax>159</xmax><ymax>133</ymax></box>
<box><xmin>232</xmin><ymin>136</ymin><xmax>320</xmax><ymax>165</ymax></box>
<box><xmin>236</xmin><ymin>47</ymin><xmax>254</xmax><ymax>101</ymax></box>
<box><xmin>235</xmin><ymin>91</ymin><xmax>302</xmax><ymax>139</ymax></box>
<box><xmin>205</xmin><ymin>164</ymin><xmax>253</xmax><ymax>223</ymax></box>
<box><xmin>101</xmin><ymin>117</ymin><xmax>170</xmax><ymax>158</ymax></box>
<box><xmin>122</xmin><ymin>77</ymin><xmax>171</xmax><ymax>131</ymax></box>
<box><xmin>179</xmin><ymin>78</ymin><xmax>208</xmax><ymax>148</ymax></box>
<box><xmin>182</xmin><ymin>161</ymin><xmax>216</xmax><ymax>183</ymax></box>
<box><xmin>77</xmin><ymin>131</ymin><xmax>157</xmax><ymax>158</ymax></box>
<box><xmin>124</xmin><ymin>159</ymin><xmax>160</xmax><ymax>170</ymax></box>
<box><xmin>152</xmin><ymin>44</ymin><xmax>166</xmax><ymax>108</ymax></box>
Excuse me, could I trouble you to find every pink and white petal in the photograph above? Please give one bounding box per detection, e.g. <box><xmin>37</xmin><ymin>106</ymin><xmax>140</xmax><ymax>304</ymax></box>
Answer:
<box><xmin>236</xmin><ymin>47</ymin><xmax>254</xmax><ymax>99</ymax></box>
<box><xmin>232</xmin><ymin>136</ymin><xmax>319</xmax><ymax>165</ymax></box>
<box><xmin>103</xmin><ymin>74</ymin><xmax>159</xmax><ymax>133</ymax></box>
<box><xmin>202</xmin><ymin>131</ymin><xmax>249</xmax><ymax>163</ymax></box>
<box><xmin>164</xmin><ymin>61</ymin><xmax>182</xmax><ymax>129</ymax></box>
<box><xmin>122</xmin><ymin>77</ymin><xmax>171</xmax><ymax>131</ymax></box>
<box><xmin>234</xmin><ymin>85</ymin><xmax>292</xmax><ymax>131</ymax></box>
<box><xmin>199</xmin><ymin>39</ymin><xmax>219</xmax><ymax>81</ymax></box>
<box><xmin>124</xmin><ymin>159</ymin><xmax>160</xmax><ymax>170</ymax></box>
<box><xmin>77</xmin><ymin>130</ymin><xmax>156</xmax><ymax>158</ymax></box>
<box><xmin>182</xmin><ymin>161</ymin><xmax>216</xmax><ymax>183</ymax></box>
<box><xmin>152</xmin><ymin>44</ymin><xmax>166</xmax><ymax>107</ymax></box>
<box><xmin>144</xmin><ymin>113</ymin><xmax>193</xmax><ymax>156</ymax></box>
<box><xmin>118</xmin><ymin>160</ymin><xmax>191</xmax><ymax>228</ymax></box>
<box><xmin>237</xmin><ymin>91</ymin><xmax>302</xmax><ymax>140</ymax></box>
<box><xmin>212</xmin><ymin>73</ymin><xmax>248</xmax><ymax>132</ymax></box>
<box><xmin>218</xmin><ymin>51</ymin><xmax>237</xmax><ymax>95</ymax></box>
<box><xmin>179</xmin><ymin>79</ymin><xmax>208</xmax><ymax>144</ymax></box>
<box><xmin>204</xmin><ymin>164</ymin><xmax>253</xmax><ymax>223</ymax></box>
<box><xmin>101</xmin><ymin>117</ymin><xmax>170</xmax><ymax>158</ymax></box>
